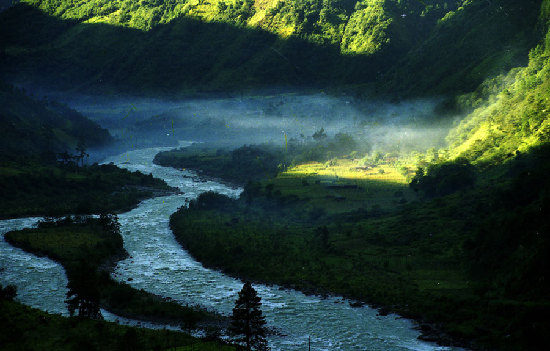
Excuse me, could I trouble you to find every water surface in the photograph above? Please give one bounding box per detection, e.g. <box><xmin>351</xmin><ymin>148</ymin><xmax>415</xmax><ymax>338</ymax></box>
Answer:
<box><xmin>104</xmin><ymin>147</ymin><xmax>461</xmax><ymax>351</ymax></box>
<box><xmin>0</xmin><ymin>146</ymin><xmax>463</xmax><ymax>350</ymax></box>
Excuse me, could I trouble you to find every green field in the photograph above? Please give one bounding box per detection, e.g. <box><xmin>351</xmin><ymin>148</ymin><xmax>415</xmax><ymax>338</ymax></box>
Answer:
<box><xmin>271</xmin><ymin>159</ymin><xmax>416</xmax><ymax>214</ymax></box>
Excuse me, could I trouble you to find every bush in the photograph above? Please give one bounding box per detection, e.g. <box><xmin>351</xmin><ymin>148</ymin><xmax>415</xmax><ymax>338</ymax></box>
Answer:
<box><xmin>189</xmin><ymin>191</ymin><xmax>234</xmax><ymax>210</ymax></box>
<box><xmin>0</xmin><ymin>284</ymin><xmax>17</xmax><ymax>301</ymax></box>
<box><xmin>410</xmin><ymin>158</ymin><xmax>476</xmax><ymax>198</ymax></box>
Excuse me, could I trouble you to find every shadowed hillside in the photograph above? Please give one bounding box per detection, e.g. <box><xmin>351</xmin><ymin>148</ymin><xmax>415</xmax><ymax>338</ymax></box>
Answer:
<box><xmin>0</xmin><ymin>1</ymin><xmax>543</xmax><ymax>96</ymax></box>
<box><xmin>0</xmin><ymin>83</ymin><xmax>112</xmax><ymax>162</ymax></box>
<box><xmin>0</xmin><ymin>4</ymin><xmax>380</xmax><ymax>95</ymax></box>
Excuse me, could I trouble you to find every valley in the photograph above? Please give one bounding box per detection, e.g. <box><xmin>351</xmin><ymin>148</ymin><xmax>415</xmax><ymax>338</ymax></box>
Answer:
<box><xmin>1</xmin><ymin>0</ymin><xmax>549</xmax><ymax>350</ymax></box>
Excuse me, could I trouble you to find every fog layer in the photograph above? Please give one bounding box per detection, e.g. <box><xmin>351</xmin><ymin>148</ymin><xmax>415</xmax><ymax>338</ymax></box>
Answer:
<box><xmin>63</xmin><ymin>92</ymin><xmax>457</xmax><ymax>156</ymax></box>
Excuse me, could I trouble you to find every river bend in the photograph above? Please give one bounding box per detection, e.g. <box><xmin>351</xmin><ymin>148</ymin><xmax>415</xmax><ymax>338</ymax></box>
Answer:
<box><xmin>0</xmin><ymin>146</ymin><xmax>463</xmax><ymax>351</ymax></box>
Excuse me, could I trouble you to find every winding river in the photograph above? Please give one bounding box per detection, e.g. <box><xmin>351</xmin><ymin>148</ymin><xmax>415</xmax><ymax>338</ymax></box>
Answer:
<box><xmin>1</xmin><ymin>146</ymin><xmax>463</xmax><ymax>351</ymax></box>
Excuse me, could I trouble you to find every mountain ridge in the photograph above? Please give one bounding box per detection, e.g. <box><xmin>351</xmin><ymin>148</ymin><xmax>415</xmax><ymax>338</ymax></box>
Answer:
<box><xmin>0</xmin><ymin>0</ymin><xmax>542</xmax><ymax>97</ymax></box>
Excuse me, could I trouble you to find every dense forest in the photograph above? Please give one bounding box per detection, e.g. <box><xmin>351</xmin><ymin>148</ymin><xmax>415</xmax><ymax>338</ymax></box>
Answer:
<box><xmin>0</xmin><ymin>82</ymin><xmax>112</xmax><ymax>162</ymax></box>
<box><xmin>1</xmin><ymin>0</ymin><xmax>549</xmax><ymax>350</ymax></box>
<box><xmin>0</xmin><ymin>0</ymin><xmax>543</xmax><ymax>95</ymax></box>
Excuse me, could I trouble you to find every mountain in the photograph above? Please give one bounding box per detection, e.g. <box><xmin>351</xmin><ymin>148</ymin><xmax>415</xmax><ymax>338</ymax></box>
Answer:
<box><xmin>0</xmin><ymin>1</ymin><xmax>549</xmax><ymax>349</ymax></box>
<box><xmin>0</xmin><ymin>0</ymin><xmax>548</xmax><ymax>165</ymax></box>
<box><xmin>0</xmin><ymin>1</ymin><xmax>543</xmax><ymax>95</ymax></box>
<box><xmin>379</xmin><ymin>0</ymin><xmax>543</xmax><ymax>96</ymax></box>
<box><xmin>0</xmin><ymin>83</ymin><xmax>112</xmax><ymax>162</ymax></box>
<box><xmin>444</xmin><ymin>2</ymin><xmax>550</xmax><ymax>164</ymax></box>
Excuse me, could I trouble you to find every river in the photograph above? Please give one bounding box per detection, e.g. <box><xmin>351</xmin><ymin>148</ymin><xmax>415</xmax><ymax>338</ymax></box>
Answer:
<box><xmin>1</xmin><ymin>146</ymin><xmax>463</xmax><ymax>351</ymax></box>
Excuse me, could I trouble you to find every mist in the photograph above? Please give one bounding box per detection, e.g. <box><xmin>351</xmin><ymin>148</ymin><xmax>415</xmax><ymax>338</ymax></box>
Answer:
<box><xmin>57</xmin><ymin>92</ymin><xmax>458</xmax><ymax>158</ymax></box>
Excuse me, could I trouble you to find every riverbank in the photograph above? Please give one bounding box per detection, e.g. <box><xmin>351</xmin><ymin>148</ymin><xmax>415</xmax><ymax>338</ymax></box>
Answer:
<box><xmin>0</xmin><ymin>298</ymin><xmax>235</xmax><ymax>351</ymax></box>
<box><xmin>169</xmin><ymin>197</ymin><xmax>473</xmax><ymax>350</ymax></box>
<box><xmin>0</xmin><ymin>162</ymin><xmax>179</xmax><ymax>219</ymax></box>
<box><xmin>4</xmin><ymin>215</ymin><xmax>230</xmax><ymax>335</ymax></box>
<box><xmin>167</xmin><ymin>143</ymin><xmax>550</xmax><ymax>351</ymax></box>
<box><xmin>157</xmin><ymin>146</ymin><xmax>475</xmax><ymax>348</ymax></box>
<box><xmin>153</xmin><ymin>144</ymin><xmax>279</xmax><ymax>186</ymax></box>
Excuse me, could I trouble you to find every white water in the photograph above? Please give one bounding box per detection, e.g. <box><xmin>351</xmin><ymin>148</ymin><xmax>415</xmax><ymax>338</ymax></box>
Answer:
<box><xmin>0</xmin><ymin>218</ymin><xmax>182</xmax><ymax>330</ymax></box>
<box><xmin>0</xmin><ymin>217</ymin><xmax>69</xmax><ymax>315</ymax></box>
<box><xmin>103</xmin><ymin>146</ymin><xmax>461</xmax><ymax>351</ymax></box>
<box><xmin>0</xmin><ymin>146</ymin><xmax>464</xmax><ymax>350</ymax></box>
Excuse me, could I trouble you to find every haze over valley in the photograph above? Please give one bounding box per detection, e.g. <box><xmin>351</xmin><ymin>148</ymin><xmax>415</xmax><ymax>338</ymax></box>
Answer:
<box><xmin>1</xmin><ymin>1</ymin><xmax>549</xmax><ymax>350</ymax></box>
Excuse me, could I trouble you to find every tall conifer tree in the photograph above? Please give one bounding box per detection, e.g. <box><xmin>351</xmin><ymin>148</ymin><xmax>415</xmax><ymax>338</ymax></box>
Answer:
<box><xmin>230</xmin><ymin>282</ymin><xmax>268</xmax><ymax>351</ymax></box>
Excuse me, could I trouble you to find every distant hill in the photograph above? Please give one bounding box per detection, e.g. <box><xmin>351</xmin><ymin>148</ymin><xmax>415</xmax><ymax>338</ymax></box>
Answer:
<box><xmin>0</xmin><ymin>83</ymin><xmax>112</xmax><ymax>162</ymax></box>
<box><xmin>0</xmin><ymin>1</ymin><xmax>543</xmax><ymax>96</ymax></box>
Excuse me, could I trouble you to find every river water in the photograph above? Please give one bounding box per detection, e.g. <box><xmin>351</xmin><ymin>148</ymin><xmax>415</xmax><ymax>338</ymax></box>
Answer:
<box><xmin>1</xmin><ymin>146</ymin><xmax>463</xmax><ymax>351</ymax></box>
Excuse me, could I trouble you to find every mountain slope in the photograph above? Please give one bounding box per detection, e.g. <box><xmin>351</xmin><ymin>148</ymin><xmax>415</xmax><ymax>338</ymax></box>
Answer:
<box><xmin>0</xmin><ymin>83</ymin><xmax>112</xmax><ymax>162</ymax></box>
<box><xmin>380</xmin><ymin>0</ymin><xmax>542</xmax><ymax>96</ymax></box>
<box><xmin>445</xmin><ymin>1</ymin><xmax>550</xmax><ymax>164</ymax></box>
<box><xmin>0</xmin><ymin>1</ymin><xmax>542</xmax><ymax>95</ymax></box>
<box><xmin>20</xmin><ymin>0</ymin><xmax>459</xmax><ymax>54</ymax></box>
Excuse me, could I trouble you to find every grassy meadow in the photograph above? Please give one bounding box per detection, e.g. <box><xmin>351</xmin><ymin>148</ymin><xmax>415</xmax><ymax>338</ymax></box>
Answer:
<box><xmin>274</xmin><ymin>159</ymin><xmax>416</xmax><ymax>214</ymax></box>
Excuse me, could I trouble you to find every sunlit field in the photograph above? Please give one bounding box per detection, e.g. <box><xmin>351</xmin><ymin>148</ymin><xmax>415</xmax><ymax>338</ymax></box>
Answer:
<box><xmin>1</xmin><ymin>0</ymin><xmax>549</xmax><ymax>349</ymax></box>
<box><xmin>273</xmin><ymin>159</ymin><xmax>417</xmax><ymax>214</ymax></box>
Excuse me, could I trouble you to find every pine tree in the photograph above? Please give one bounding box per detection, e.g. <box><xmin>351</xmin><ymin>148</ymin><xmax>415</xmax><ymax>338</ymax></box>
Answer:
<box><xmin>230</xmin><ymin>282</ymin><xmax>269</xmax><ymax>351</ymax></box>
<box><xmin>65</xmin><ymin>261</ymin><xmax>103</xmax><ymax>320</ymax></box>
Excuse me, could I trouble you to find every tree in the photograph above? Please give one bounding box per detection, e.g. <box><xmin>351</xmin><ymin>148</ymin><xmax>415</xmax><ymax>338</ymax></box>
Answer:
<box><xmin>312</xmin><ymin>128</ymin><xmax>327</xmax><ymax>142</ymax></box>
<box><xmin>65</xmin><ymin>261</ymin><xmax>103</xmax><ymax>320</ymax></box>
<box><xmin>409</xmin><ymin>158</ymin><xmax>476</xmax><ymax>198</ymax></box>
<box><xmin>230</xmin><ymin>282</ymin><xmax>269</xmax><ymax>351</ymax></box>
<box><xmin>314</xmin><ymin>225</ymin><xmax>330</xmax><ymax>249</ymax></box>
<box><xmin>0</xmin><ymin>284</ymin><xmax>17</xmax><ymax>301</ymax></box>
<box><xmin>75</xmin><ymin>141</ymin><xmax>89</xmax><ymax>167</ymax></box>
<box><xmin>57</xmin><ymin>151</ymin><xmax>73</xmax><ymax>166</ymax></box>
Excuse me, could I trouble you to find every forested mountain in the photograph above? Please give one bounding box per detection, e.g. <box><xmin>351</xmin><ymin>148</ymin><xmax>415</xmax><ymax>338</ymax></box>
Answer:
<box><xmin>0</xmin><ymin>83</ymin><xmax>112</xmax><ymax>162</ymax></box>
<box><xmin>0</xmin><ymin>0</ymin><xmax>547</xmax><ymax>184</ymax></box>
<box><xmin>445</xmin><ymin>2</ymin><xmax>550</xmax><ymax>163</ymax></box>
<box><xmin>0</xmin><ymin>0</ymin><xmax>547</xmax><ymax>212</ymax></box>
<box><xmin>0</xmin><ymin>0</ymin><xmax>543</xmax><ymax>96</ymax></box>
<box><xmin>1</xmin><ymin>1</ymin><xmax>550</xmax><ymax>350</ymax></box>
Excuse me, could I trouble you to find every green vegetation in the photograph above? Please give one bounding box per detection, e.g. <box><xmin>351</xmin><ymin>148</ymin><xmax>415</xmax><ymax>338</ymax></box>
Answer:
<box><xmin>18</xmin><ymin>0</ymin><xmax>461</xmax><ymax>54</ymax></box>
<box><xmin>443</xmin><ymin>5</ymin><xmax>550</xmax><ymax>164</ymax></box>
<box><xmin>154</xmin><ymin>130</ymin><xmax>364</xmax><ymax>185</ymax></box>
<box><xmin>409</xmin><ymin>157</ymin><xmax>476</xmax><ymax>198</ymax></box>
<box><xmin>154</xmin><ymin>144</ymin><xmax>282</xmax><ymax>185</ymax></box>
<box><xmin>230</xmin><ymin>282</ymin><xmax>268</xmax><ymax>351</ymax></box>
<box><xmin>0</xmin><ymin>299</ymin><xmax>236</xmax><ymax>351</ymax></box>
<box><xmin>0</xmin><ymin>1</ymin><xmax>542</xmax><ymax>95</ymax></box>
<box><xmin>0</xmin><ymin>83</ymin><xmax>112</xmax><ymax>163</ymax></box>
<box><xmin>170</xmin><ymin>143</ymin><xmax>550</xmax><ymax>350</ymax></box>
<box><xmin>4</xmin><ymin>216</ymin><xmax>219</xmax><ymax>329</ymax></box>
<box><xmin>0</xmin><ymin>82</ymin><xmax>178</xmax><ymax>219</ymax></box>
<box><xmin>146</xmin><ymin>5</ymin><xmax>550</xmax><ymax>348</ymax></box>
<box><xmin>379</xmin><ymin>0</ymin><xmax>543</xmax><ymax>96</ymax></box>
<box><xmin>1</xmin><ymin>0</ymin><xmax>549</xmax><ymax>350</ymax></box>
<box><xmin>0</xmin><ymin>162</ymin><xmax>176</xmax><ymax>219</ymax></box>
